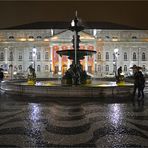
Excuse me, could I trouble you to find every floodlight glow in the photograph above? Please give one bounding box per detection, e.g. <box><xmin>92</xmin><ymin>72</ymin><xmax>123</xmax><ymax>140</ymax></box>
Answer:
<box><xmin>32</xmin><ymin>47</ymin><xmax>37</xmax><ymax>53</ymax></box>
<box><xmin>71</xmin><ymin>20</ymin><xmax>75</xmax><ymax>27</ymax></box>
<box><xmin>114</xmin><ymin>48</ymin><xmax>119</xmax><ymax>53</ymax></box>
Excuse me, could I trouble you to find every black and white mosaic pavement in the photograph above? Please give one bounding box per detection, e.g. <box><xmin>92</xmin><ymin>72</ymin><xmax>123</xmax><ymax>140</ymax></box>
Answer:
<box><xmin>0</xmin><ymin>92</ymin><xmax>148</xmax><ymax>147</ymax></box>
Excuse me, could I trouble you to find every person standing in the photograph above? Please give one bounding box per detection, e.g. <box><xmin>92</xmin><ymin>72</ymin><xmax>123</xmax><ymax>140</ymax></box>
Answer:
<box><xmin>137</xmin><ymin>71</ymin><xmax>145</xmax><ymax>106</ymax></box>
<box><xmin>133</xmin><ymin>69</ymin><xmax>145</xmax><ymax>106</ymax></box>
<box><xmin>0</xmin><ymin>69</ymin><xmax>4</xmax><ymax>82</ymax></box>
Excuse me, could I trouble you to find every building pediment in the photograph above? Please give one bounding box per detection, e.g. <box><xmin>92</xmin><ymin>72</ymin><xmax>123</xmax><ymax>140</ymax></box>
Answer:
<box><xmin>50</xmin><ymin>30</ymin><xmax>95</xmax><ymax>42</ymax></box>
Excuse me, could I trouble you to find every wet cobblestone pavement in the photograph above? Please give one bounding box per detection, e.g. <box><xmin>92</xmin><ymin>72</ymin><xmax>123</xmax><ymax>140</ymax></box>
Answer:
<box><xmin>0</xmin><ymin>92</ymin><xmax>148</xmax><ymax>147</ymax></box>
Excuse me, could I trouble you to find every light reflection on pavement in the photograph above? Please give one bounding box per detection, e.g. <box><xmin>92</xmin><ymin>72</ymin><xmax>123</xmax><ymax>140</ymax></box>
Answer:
<box><xmin>0</xmin><ymin>92</ymin><xmax>148</xmax><ymax>147</ymax></box>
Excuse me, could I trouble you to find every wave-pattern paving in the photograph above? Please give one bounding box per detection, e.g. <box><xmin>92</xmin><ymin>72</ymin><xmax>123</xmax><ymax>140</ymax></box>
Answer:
<box><xmin>0</xmin><ymin>96</ymin><xmax>148</xmax><ymax>147</ymax></box>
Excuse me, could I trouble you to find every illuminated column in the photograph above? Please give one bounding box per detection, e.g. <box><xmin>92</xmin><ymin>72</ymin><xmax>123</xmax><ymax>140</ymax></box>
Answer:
<box><xmin>85</xmin><ymin>56</ymin><xmax>88</xmax><ymax>71</ymax></box>
<box><xmin>67</xmin><ymin>59</ymin><xmax>70</xmax><ymax>69</ymax></box>
<box><xmin>58</xmin><ymin>47</ymin><xmax>62</xmax><ymax>72</ymax></box>
<box><xmin>50</xmin><ymin>46</ymin><xmax>53</xmax><ymax>72</ymax></box>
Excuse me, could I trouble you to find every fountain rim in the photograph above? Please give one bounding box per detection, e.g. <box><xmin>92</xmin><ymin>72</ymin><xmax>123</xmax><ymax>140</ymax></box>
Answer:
<box><xmin>0</xmin><ymin>80</ymin><xmax>134</xmax><ymax>98</ymax></box>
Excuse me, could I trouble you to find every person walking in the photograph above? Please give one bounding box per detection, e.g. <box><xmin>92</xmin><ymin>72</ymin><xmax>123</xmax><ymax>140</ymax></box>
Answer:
<box><xmin>133</xmin><ymin>69</ymin><xmax>145</xmax><ymax>106</ymax></box>
<box><xmin>137</xmin><ymin>71</ymin><xmax>145</xmax><ymax>106</ymax></box>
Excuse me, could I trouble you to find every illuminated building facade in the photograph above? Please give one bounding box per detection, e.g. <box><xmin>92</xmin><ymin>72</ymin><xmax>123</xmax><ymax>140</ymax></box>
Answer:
<box><xmin>0</xmin><ymin>29</ymin><xmax>147</xmax><ymax>78</ymax></box>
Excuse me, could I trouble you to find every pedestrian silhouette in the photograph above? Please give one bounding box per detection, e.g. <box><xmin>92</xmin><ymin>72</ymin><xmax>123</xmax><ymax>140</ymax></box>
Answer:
<box><xmin>133</xmin><ymin>69</ymin><xmax>145</xmax><ymax>107</ymax></box>
<box><xmin>0</xmin><ymin>69</ymin><xmax>4</xmax><ymax>82</ymax></box>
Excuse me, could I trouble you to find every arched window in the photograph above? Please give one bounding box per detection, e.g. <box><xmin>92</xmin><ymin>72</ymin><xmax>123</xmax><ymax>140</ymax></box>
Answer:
<box><xmin>142</xmin><ymin>65</ymin><xmax>146</xmax><ymax>71</ymax></box>
<box><xmin>18</xmin><ymin>65</ymin><xmax>22</xmax><ymax>71</ymax></box>
<box><xmin>9</xmin><ymin>36</ymin><xmax>14</xmax><ymax>39</ymax></box>
<box><xmin>29</xmin><ymin>36</ymin><xmax>34</xmax><ymax>39</ymax></box>
<box><xmin>133</xmin><ymin>52</ymin><xmax>136</xmax><ymax>61</ymax></box>
<box><xmin>124</xmin><ymin>52</ymin><xmax>127</xmax><ymax>61</ymax></box>
<box><xmin>45</xmin><ymin>52</ymin><xmax>48</xmax><ymax>60</ymax></box>
<box><xmin>9</xmin><ymin>51</ymin><xmax>13</xmax><ymax>61</ymax></box>
<box><xmin>0</xmin><ymin>52</ymin><xmax>4</xmax><ymax>61</ymax></box>
<box><xmin>37</xmin><ymin>52</ymin><xmax>41</xmax><ymax>60</ymax></box>
<box><xmin>124</xmin><ymin>65</ymin><xmax>127</xmax><ymax>72</ymax></box>
<box><xmin>45</xmin><ymin>65</ymin><xmax>49</xmax><ymax>71</ymax></box>
<box><xmin>98</xmin><ymin>65</ymin><xmax>101</xmax><ymax>72</ymax></box>
<box><xmin>37</xmin><ymin>65</ymin><xmax>41</xmax><ymax>72</ymax></box>
<box><xmin>29</xmin><ymin>52</ymin><xmax>32</xmax><ymax>60</ymax></box>
<box><xmin>142</xmin><ymin>52</ymin><xmax>146</xmax><ymax>61</ymax></box>
<box><xmin>105</xmin><ymin>65</ymin><xmax>109</xmax><ymax>72</ymax></box>
<box><xmin>18</xmin><ymin>52</ymin><xmax>22</xmax><ymax>61</ymax></box>
<box><xmin>37</xmin><ymin>36</ymin><xmax>42</xmax><ymax>39</ymax></box>
<box><xmin>106</xmin><ymin>52</ymin><xmax>109</xmax><ymax>61</ymax></box>
<box><xmin>98</xmin><ymin>52</ymin><xmax>101</xmax><ymax>60</ymax></box>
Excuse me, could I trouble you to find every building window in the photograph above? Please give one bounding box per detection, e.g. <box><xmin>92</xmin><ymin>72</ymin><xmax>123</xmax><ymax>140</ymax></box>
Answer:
<box><xmin>106</xmin><ymin>52</ymin><xmax>109</xmax><ymax>61</ymax></box>
<box><xmin>45</xmin><ymin>52</ymin><xmax>49</xmax><ymax>60</ymax></box>
<box><xmin>98</xmin><ymin>52</ymin><xmax>101</xmax><ymax>60</ymax></box>
<box><xmin>18</xmin><ymin>52</ymin><xmax>22</xmax><ymax>61</ymax></box>
<box><xmin>55</xmin><ymin>66</ymin><xmax>59</xmax><ymax>74</ymax></box>
<box><xmin>132</xmin><ymin>36</ymin><xmax>137</xmax><ymax>39</ymax></box>
<box><xmin>45</xmin><ymin>65</ymin><xmax>49</xmax><ymax>71</ymax></box>
<box><xmin>37</xmin><ymin>52</ymin><xmax>41</xmax><ymax>60</ymax></box>
<box><xmin>9</xmin><ymin>36</ymin><xmax>14</xmax><ymax>39</ymax></box>
<box><xmin>142</xmin><ymin>52</ymin><xmax>146</xmax><ymax>61</ymax></box>
<box><xmin>124</xmin><ymin>65</ymin><xmax>127</xmax><ymax>72</ymax></box>
<box><xmin>37</xmin><ymin>36</ymin><xmax>42</xmax><ymax>39</ymax></box>
<box><xmin>98</xmin><ymin>65</ymin><xmax>101</xmax><ymax>72</ymax></box>
<box><xmin>18</xmin><ymin>65</ymin><xmax>22</xmax><ymax>71</ymax></box>
<box><xmin>105</xmin><ymin>65</ymin><xmax>109</xmax><ymax>72</ymax></box>
<box><xmin>124</xmin><ymin>52</ymin><xmax>127</xmax><ymax>61</ymax></box>
<box><xmin>0</xmin><ymin>52</ymin><xmax>4</xmax><ymax>61</ymax></box>
<box><xmin>37</xmin><ymin>65</ymin><xmax>41</xmax><ymax>72</ymax></box>
<box><xmin>133</xmin><ymin>52</ymin><xmax>136</xmax><ymax>61</ymax></box>
<box><xmin>142</xmin><ymin>65</ymin><xmax>146</xmax><ymax>71</ymax></box>
<box><xmin>9</xmin><ymin>51</ymin><xmax>13</xmax><ymax>61</ymax></box>
<box><xmin>29</xmin><ymin>52</ymin><xmax>32</xmax><ymax>60</ymax></box>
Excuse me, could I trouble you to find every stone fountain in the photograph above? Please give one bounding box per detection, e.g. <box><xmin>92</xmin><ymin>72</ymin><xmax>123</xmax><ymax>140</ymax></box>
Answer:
<box><xmin>57</xmin><ymin>12</ymin><xmax>96</xmax><ymax>85</ymax></box>
<box><xmin>0</xmin><ymin>13</ymin><xmax>134</xmax><ymax>98</ymax></box>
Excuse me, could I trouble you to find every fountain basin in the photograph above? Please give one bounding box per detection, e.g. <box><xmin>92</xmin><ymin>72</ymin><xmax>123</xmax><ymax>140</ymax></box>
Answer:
<box><xmin>0</xmin><ymin>80</ymin><xmax>134</xmax><ymax>98</ymax></box>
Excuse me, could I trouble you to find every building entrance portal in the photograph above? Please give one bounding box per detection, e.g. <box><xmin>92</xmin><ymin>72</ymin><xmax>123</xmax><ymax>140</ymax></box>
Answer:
<box><xmin>62</xmin><ymin>65</ymin><xmax>67</xmax><ymax>75</ymax></box>
<box><xmin>88</xmin><ymin>66</ymin><xmax>92</xmax><ymax>73</ymax></box>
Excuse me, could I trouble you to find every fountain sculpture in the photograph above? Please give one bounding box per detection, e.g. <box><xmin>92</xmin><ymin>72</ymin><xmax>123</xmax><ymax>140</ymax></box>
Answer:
<box><xmin>116</xmin><ymin>66</ymin><xmax>125</xmax><ymax>85</ymax></box>
<box><xmin>57</xmin><ymin>12</ymin><xmax>96</xmax><ymax>85</ymax></box>
<box><xmin>27</xmin><ymin>65</ymin><xmax>36</xmax><ymax>85</ymax></box>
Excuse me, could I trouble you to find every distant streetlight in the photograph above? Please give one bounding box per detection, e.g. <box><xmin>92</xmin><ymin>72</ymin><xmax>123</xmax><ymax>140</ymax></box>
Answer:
<box><xmin>32</xmin><ymin>47</ymin><xmax>37</xmax><ymax>70</ymax></box>
<box><xmin>113</xmin><ymin>48</ymin><xmax>119</xmax><ymax>77</ymax></box>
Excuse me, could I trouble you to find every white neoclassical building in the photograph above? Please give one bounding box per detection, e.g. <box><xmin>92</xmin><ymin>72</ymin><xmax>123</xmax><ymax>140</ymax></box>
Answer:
<box><xmin>0</xmin><ymin>28</ymin><xmax>148</xmax><ymax>79</ymax></box>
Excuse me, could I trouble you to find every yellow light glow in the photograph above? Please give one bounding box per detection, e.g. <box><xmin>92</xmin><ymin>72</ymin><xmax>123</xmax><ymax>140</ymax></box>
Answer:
<box><xmin>19</xmin><ymin>38</ymin><xmax>26</xmax><ymax>41</ymax></box>
<box><xmin>44</xmin><ymin>39</ymin><xmax>49</xmax><ymax>42</ymax></box>
<box><xmin>112</xmin><ymin>38</ymin><xmax>118</xmax><ymax>41</ymax></box>
<box><xmin>28</xmin><ymin>38</ymin><xmax>35</xmax><ymax>41</ymax></box>
<box><xmin>80</xmin><ymin>36</ymin><xmax>94</xmax><ymax>40</ymax></box>
<box><xmin>144</xmin><ymin>38</ymin><xmax>148</xmax><ymax>42</ymax></box>
<box><xmin>51</xmin><ymin>36</ymin><xmax>58</xmax><ymax>40</ymax></box>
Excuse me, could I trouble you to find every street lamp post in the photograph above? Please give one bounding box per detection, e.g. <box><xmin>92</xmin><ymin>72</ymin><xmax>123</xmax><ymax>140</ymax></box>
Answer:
<box><xmin>113</xmin><ymin>48</ymin><xmax>119</xmax><ymax>77</ymax></box>
<box><xmin>138</xmin><ymin>47</ymin><xmax>140</xmax><ymax>66</ymax></box>
<box><xmin>32</xmin><ymin>47</ymin><xmax>37</xmax><ymax>70</ymax></box>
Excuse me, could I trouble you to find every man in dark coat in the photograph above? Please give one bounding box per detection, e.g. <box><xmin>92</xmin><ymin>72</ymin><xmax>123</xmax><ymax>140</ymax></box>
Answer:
<box><xmin>133</xmin><ymin>69</ymin><xmax>145</xmax><ymax>106</ymax></box>
<box><xmin>0</xmin><ymin>69</ymin><xmax>4</xmax><ymax>81</ymax></box>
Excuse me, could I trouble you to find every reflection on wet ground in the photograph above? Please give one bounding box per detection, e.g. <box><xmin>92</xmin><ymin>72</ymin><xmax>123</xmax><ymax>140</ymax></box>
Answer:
<box><xmin>0</xmin><ymin>92</ymin><xmax>148</xmax><ymax>147</ymax></box>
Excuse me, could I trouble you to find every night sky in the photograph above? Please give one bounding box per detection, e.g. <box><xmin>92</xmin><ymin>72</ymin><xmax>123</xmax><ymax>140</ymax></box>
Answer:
<box><xmin>0</xmin><ymin>1</ymin><xmax>148</xmax><ymax>29</ymax></box>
